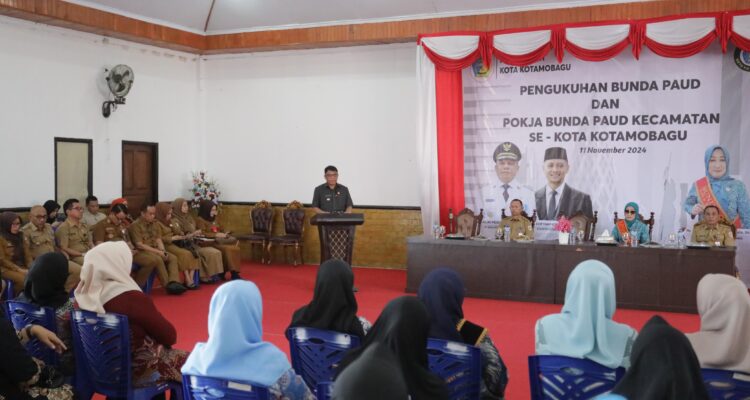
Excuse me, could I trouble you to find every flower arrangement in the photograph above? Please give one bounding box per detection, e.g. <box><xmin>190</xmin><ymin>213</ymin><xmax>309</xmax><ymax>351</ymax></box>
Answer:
<box><xmin>554</xmin><ymin>216</ymin><xmax>572</xmax><ymax>233</ymax></box>
<box><xmin>190</xmin><ymin>171</ymin><xmax>221</xmax><ymax>208</ymax></box>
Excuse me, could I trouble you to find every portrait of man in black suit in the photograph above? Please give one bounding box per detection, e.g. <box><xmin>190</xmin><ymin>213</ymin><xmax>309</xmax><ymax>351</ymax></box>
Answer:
<box><xmin>534</xmin><ymin>147</ymin><xmax>593</xmax><ymax>220</ymax></box>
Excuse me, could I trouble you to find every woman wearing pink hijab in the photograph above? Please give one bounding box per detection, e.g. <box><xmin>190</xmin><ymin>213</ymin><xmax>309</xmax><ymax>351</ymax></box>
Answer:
<box><xmin>686</xmin><ymin>274</ymin><xmax>750</xmax><ymax>373</ymax></box>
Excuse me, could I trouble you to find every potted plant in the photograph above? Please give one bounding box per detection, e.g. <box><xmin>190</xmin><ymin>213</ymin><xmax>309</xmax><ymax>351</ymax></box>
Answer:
<box><xmin>554</xmin><ymin>216</ymin><xmax>572</xmax><ymax>245</ymax></box>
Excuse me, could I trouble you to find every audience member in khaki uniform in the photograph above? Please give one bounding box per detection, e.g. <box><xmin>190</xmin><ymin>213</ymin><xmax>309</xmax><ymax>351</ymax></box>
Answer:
<box><xmin>82</xmin><ymin>195</ymin><xmax>106</xmax><ymax>228</ymax></box>
<box><xmin>21</xmin><ymin>206</ymin><xmax>81</xmax><ymax>291</ymax></box>
<box><xmin>171</xmin><ymin>198</ymin><xmax>224</xmax><ymax>283</ymax></box>
<box><xmin>129</xmin><ymin>204</ymin><xmax>187</xmax><ymax>295</ymax></box>
<box><xmin>497</xmin><ymin>199</ymin><xmax>534</xmax><ymax>241</ymax></box>
<box><xmin>1</xmin><ymin>212</ymin><xmax>28</xmax><ymax>268</ymax></box>
<box><xmin>691</xmin><ymin>205</ymin><xmax>736</xmax><ymax>246</ymax></box>
<box><xmin>92</xmin><ymin>203</ymin><xmax>155</xmax><ymax>288</ymax></box>
<box><xmin>55</xmin><ymin>199</ymin><xmax>93</xmax><ymax>265</ymax></box>
<box><xmin>196</xmin><ymin>200</ymin><xmax>242</xmax><ymax>280</ymax></box>
<box><xmin>155</xmin><ymin>202</ymin><xmax>199</xmax><ymax>289</ymax></box>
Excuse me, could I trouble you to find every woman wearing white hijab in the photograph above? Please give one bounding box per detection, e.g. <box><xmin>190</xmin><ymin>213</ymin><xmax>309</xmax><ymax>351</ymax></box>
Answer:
<box><xmin>687</xmin><ymin>274</ymin><xmax>750</xmax><ymax>373</ymax></box>
<box><xmin>74</xmin><ymin>241</ymin><xmax>189</xmax><ymax>387</ymax></box>
<box><xmin>182</xmin><ymin>280</ymin><xmax>314</xmax><ymax>399</ymax></box>
<box><xmin>535</xmin><ymin>259</ymin><xmax>637</xmax><ymax>369</ymax></box>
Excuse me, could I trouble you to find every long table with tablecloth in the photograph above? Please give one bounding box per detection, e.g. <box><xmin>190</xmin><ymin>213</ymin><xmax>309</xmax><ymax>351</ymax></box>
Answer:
<box><xmin>405</xmin><ymin>236</ymin><xmax>736</xmax><ymax>313</ymax></box>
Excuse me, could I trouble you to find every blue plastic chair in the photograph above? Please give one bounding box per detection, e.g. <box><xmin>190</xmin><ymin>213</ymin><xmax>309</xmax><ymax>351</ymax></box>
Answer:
<box><xmin>1</xmin><ymin>278</ymin><xmax>14</xmax><ymax>300</ymax></box>
<box><xmin>702</xmin><ymin>368</ymin><xmax>750</xmax><ymax>400</ymax></box>
<box><xmin>286</xmin><ymin>327</ymin><xmax>360</xmax><ymax>393</ymax></box>
<box><xmin>426</xmin><ymin>338</ymin><xmax>482</xmax><ymax>400</ymax></box>
<box><xmin>71</xmin><ymin>309</ymin><xmax>181</xmax><ymax>400</ymax></box>
<box><xmin>131</xmin><ymin>264</ymin><xmax>157</xmax><ymax>294</ymax></box>
<box><xmin>6</xmin><ymin>300</ymin><xmax>59</xmax><ymax>366</ymax></box>
<box><xmin>182</xmin><ymin>374</ymin><xmax>270</xmax><ymax>400</ymax></box>
<box><xmin>528</xmin><ymin>355</ymin><xmax>625</xmax><ymax>400</ymax></box>
<box><xmin>316</xmin><ymin>381</ymin><xmax>333</xmax><ymax>400</ymax></box>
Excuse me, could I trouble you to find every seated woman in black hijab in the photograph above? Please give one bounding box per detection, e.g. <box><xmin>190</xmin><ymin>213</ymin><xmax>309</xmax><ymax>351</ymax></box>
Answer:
<box><xmin>335</xmin><ymin>296</ymin><xmax>449</xmax><ymax>400</ymax></box>
<box><xmin>332</xmin><ymin>342</ymin><xmax>408</xmax><ymax>400</ymax></box>
<box><xmin>0</xmin><ymin>274</ymin><xmax>73</xmax><ymax>400</ymax></box>
<box><xmin>288</xmin><ymin>259</ymin><xmax>370</xmax><ymax>337</ymax></box>
<box><xmin>601</xmin><ymin>315</ymin><xmax>710</xmax><ymax>400</ymax></box>
<box><xmin>18</xmin><ymin>253</ymin><xmax>76</xmax><ymax>376</ymax></box>
<box><xmin>418</xmin><ymin>268</ymin><xmax>509</xmax><ymax>399</ymax></box>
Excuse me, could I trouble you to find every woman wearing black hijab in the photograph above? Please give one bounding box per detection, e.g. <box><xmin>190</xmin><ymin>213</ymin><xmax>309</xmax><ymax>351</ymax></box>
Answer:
<box><xmin>194</xmin><ymin>200</ymin><xmax>241</xmax><ymax>280</ymax></box>
<box><xmin>336</xmin><ymin>296</ymin><xmax>449</xmax><ymax>400</ymax></box>
<box><xmin>610</xmin><ymin>315</ymin><xmax>710</xmax><ymax>400</ymax></box>
<box><xmin>0</xmin><ymin>211</ymin><xmax>26</xmax><ymax>267</ymax></box>
<box><xmin>289</xmin><ymin>259</ymin><xmax>369</xmax><ymax>337</ymax></box>
<box><xmin>43</xmin><ymin>200</ymin><xmax>63</xmax><ymax>229</ymax></box>
<box><xmin>332</xmin><ymin>342</ymin><xmax>408</xmax><ymax>400</ymax></box>
<box><xmin>418</xmin><ymin>268</ymin><xmax>508</xmax><ymax>399</ymax></box>
<box><xmin>22</xmin><ymin>252</ymin><xmax>76</xmax><ymax>375</ymax></box>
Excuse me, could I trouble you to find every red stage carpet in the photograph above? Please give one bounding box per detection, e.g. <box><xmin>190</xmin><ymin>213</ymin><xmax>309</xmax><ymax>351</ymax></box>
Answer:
<box><xmin>136</xmin><ymin>262</ymin><xmax>699</xmax><ymax>399</ymax></box>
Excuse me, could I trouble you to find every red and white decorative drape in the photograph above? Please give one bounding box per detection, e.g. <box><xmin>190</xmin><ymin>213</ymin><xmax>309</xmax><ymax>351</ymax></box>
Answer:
<box><xmin>416</xmin><ymin>10</ymin><xmax>750</xmax><ymax>235</ymax></box>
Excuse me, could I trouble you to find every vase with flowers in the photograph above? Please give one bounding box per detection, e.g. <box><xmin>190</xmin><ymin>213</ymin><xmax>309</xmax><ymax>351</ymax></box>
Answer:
<box><xmin>554</xmin><ymin>216</ymin><xmax>572</xmax><ymax>244</ymax></box>
<box><xmin>190</xmin><ymin>171</ymin><xmax>221</xmax><ymax>209</ymax></box>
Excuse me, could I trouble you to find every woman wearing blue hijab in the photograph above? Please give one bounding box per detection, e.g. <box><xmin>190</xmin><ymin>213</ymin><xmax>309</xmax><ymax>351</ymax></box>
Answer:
<box><xmin>611</xmin><ymin>202</ymin><xmax>650</xmax><ymax>244</ymax></box>
<box><xmin>684</xmin><ymin>145</ymin><xmax>750</xmax><ymax>228</ymax></box>
<box><xmin>535</xmin><ymin>260</ymin><xmax>637</xmax><ymax>369</ymax></box>
<box><xmin>181</xmin><ymin>281</ymin><xmax>314</xmax><ymax>399</ymax></box>
<box><xmin>417</xmin><ymin>268</ymin><xmax>508</xmax><ymax>399</ymax></box>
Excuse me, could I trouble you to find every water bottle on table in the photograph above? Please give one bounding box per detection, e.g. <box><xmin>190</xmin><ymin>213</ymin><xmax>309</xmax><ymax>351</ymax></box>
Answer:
<box><xmin>503</xmin><ymin>226</ymin><xmax>511</xmax><ymax>242</ymax></box>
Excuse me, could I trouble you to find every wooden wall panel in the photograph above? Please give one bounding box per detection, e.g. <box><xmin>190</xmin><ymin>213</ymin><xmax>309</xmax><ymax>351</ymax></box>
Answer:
<box><xmin>0</xmin><ymin>0</ymin><xmax>205</xmax><ymax>53</ymax></box>
<box><xmin>2</xmin><ymin>0</ymin><xmax>750</xmax><ymax>54</ymax></box>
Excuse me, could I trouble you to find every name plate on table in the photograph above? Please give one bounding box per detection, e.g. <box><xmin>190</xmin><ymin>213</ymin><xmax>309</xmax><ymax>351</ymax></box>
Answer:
<box><xmin>534</xmin><ymin>220</ymin><xmax>558</xmax><ymax>241</ymax></box>
<box><xmin>737</xmin><ymin>229</ymin><xmax>750</xmax><ymax>288</ymax></box>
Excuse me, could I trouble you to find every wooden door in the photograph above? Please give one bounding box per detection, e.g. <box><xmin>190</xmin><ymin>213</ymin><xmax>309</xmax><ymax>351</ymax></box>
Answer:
<box><xmin>122</xmin><ymin>142</ymin><xmax>158</xmax><ymax>218</ymax></box>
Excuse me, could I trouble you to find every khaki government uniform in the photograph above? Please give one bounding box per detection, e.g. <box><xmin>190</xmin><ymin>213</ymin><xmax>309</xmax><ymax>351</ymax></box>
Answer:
<box><xmin>92</xmin><ymin>217</ymin><xmax>154</xmax><ymax>287</ymax></box>
<box><xmin>128</xmin><ymin>218</ymin><xmax>181</xmax><ymax>286</ymax></box>
<box><xmin>691</xmin><ymin>222</ymin><xmax>736</xmax><ymax>246</ymax></box>
<box><xmin>497</xmin><ymin>215</ymin><xmax>534</xmax><ymax>241</ymax></box>
<box><xmin>171</xmin><ymin>217</ymin><xmax>224</xmax><ymax>280</ymax></box>
<box><xmin>21</xmin><ymin>222</ymin><xmax>81</xmax><ymax>291</ymax></box>
<box><xmin>196</xmin><ymin>217</ymin><xmax>241</xmax><ymax>272</ymax></box>
<box><xmin>0</xmin><ymin>236</ymin><xmax>27</xmax><ymax>295</ymax></box>
<box><xmin>157</xmin><ymin>221</ymin><xmax>199</xmax><ymax>272</ymax></box>
<box><xmin>54</xmin><ymin>220</ymin><xmax>93</xmax><ymax>265</ymax></box>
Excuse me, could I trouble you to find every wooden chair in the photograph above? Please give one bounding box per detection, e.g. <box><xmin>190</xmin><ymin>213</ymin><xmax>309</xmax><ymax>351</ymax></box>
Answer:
<box><xmin>501</xmin><ymin>209</ymin><xmax>538</xmax><ymax>229</ymax></box>
<box><xmin>568</xmin><ymin>211</ymin><xmax>598</xmax><ymax>242</ymax></box>
<box><xmin>455</xmin><ymin>208</ymin><xmax>483</xmax><ymax>237</ymax></box>
<box><xmin>614</xmin><ymin>211</ymin><xmax>655</xmax><ymax>239</ymax></box>
<box><xmin>267</xmin><ymin>201</ymin><xmax>305</xmax><ymax>266</ymax></box>
<box><xmin>236</xmin><ymin>200</ymin><xmax>274</xmax><ymax>263</ymax></box>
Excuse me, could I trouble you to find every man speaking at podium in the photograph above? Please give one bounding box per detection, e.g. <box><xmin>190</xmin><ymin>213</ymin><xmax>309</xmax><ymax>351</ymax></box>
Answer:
<box><xmin>312</xmin><ymin>165</ymin><xmax>353</xmax><ymax>214</ymax></box>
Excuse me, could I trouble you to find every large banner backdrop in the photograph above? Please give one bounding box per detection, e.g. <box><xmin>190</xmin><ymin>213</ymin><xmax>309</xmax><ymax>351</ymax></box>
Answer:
<box><xmin>415</xmin><ymin>12</ymin><xmax>750</xmax><ymax>287</ymax></box>
<box><xmin>463</xmin><ymin>44</ymin><xmax>750</xmax><ymax>280</ymax></box>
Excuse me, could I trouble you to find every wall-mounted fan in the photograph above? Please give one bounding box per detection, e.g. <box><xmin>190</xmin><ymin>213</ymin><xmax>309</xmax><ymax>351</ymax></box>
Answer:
<box><xmin>102</xmin><ymin>64</ymin><xmax>134</xmax><ymax>118</ymax></box>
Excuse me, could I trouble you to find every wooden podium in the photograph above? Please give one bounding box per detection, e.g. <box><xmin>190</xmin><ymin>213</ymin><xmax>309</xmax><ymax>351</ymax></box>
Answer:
<box><xmin>310</xmin><ymin>213</ymin><xmax>364</xmax><ymax>265</ymax></box>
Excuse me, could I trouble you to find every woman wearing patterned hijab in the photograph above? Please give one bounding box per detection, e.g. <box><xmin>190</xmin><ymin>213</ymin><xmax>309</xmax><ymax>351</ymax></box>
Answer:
<box><xmin>687</xmin><ymin>274</ymin><xmax>750</xmax><ymax>373</ymax></box>
<box><xmin>535</xmin><ymin>260</ymin><xmax>637</xmax><ymax>369</ymax></box>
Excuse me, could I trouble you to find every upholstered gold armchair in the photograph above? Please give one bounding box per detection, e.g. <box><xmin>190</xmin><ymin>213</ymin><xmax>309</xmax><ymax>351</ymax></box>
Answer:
<box><xmin>236</xmin><ymin>200</ymin><xmax>274</xmax><ymax>263</ymax></box>
<box><xmin>267</xmin><ymin>201</ymin><xmax>305</xmax><ymax>266</ymax></box>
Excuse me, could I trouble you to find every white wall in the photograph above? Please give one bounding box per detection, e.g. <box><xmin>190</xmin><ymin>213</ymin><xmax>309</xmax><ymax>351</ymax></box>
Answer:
<box><xmin>0</xmin><ymin>16</ymin><xmax>421</xmax><ymax>208</ymax></box>
<box><xmin>202</xmin><ymin>44</ymin><xmax>420</xmax><ymax>207</ymax></box>
<box><xmin>0</xmin><ymin>16</ymin><xmax>201</xmax><ymax>208</ymax></box>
